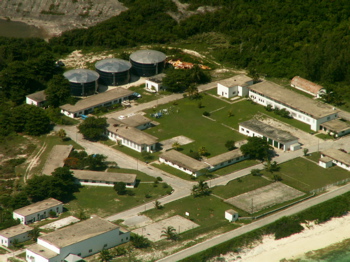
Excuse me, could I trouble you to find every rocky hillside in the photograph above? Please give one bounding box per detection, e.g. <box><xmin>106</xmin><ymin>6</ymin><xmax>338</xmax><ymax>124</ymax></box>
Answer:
<box><xmin>0</xmin><ymin>0</ymin><xmax>127</xmax><ymax>37</ymax></box>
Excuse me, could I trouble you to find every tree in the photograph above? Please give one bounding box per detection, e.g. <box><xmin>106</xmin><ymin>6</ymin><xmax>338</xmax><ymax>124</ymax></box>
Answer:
<box><xmin>225</xmin><ymin>140</ymin><xmax>235</xmax><ymax>151</ymax></box>
<box><xmin>57</xmin><ymin>129</ymin><xmax>67</xmax><ymax>141</ymax></box>
<box><xmin>240</xmin><ymin>137</ymin><xmax>272</xmax><ymax>161</ymax></box>
<box><xmin>198</xmin><ymin>146</ymin><xmax>208</xmax><ymax>156</ymax></box>
<box><xmin>303</xmin><ymin>148</ymin><xmax>309</xmax><ymax>156</ymax></box>
<box><xmin>154</xmin><ymin>200</ymin><xmax>163</xmax><ymax>210</ymax></box>
<box><xmin>161</xmin><ymin>226</ymin><xmax>178</xmax><ymax>241</ymax></box>
<box><xmin>172</xmin><ymin>142</ymin><xmax>181</xmax><ymax>151</ymax></box>
<box><xmin>186</xmin><ymin>84</ymin><xmax>199</xmax><ymax>99</ymax></box>
<box><xmin>78</xmin><ymin>116</ymin><xmax>107</xmax><ymax>141</ymax></box>
<box><xmin>162</xmin><ymin>68</ymin><xmax>192</xmax><ymax>93</ymax></box>
<box><xmin>131</xmin><ymin>234</ymin><xmax>150</xmax><ymax>248</ymax></box>
<box><xmin>114</xmin><ymin>182</ymin><xmax>127</xmax><ymax>195</ymax></box>
<box><xmin>250</xmin><ymin>169</ymin><xmax>261</xmax><ymax>176</ymax></box>
<box><xmin>45</xmin><ymin>75</ymin><xmax>71</xmax><ymax>107</ymax></box>
<box><xmin>85</xmin><ymin>154</ymin><xmax>107</xmax><ymax>170</ymax></box>
<box><xmin>264</xmin><ymin>160</ymin><xmax>280</xmax><ymax>173</ymax></box>
<box><xmin>99</xmin><ymin>249</ymin><xmax>113</xmax><ymax>262</ymax></box>
<box><xmin>29</xmin><ymin>226</ymin><xmax>40</xmax><ymax>241</ymax></box>
<box><xmin>192</xmin><ymin>180</ymin><xmax>211</xmax><ymax>197</ymax></box>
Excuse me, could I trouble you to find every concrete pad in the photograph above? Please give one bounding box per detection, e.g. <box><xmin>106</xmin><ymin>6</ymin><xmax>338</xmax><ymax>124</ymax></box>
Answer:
<box><xmin>40</xmin><ymin>216</ymin><xmax>80</xmax><ymax>230</ymax></box>
<box><xmin>123</xmin><ymin>215</ymin><xmax>152</xmax><ymax>227</ymax></box>
<box><xmin>132</xmin><ymin>215</ymin><xmax>199</xmax><ymax>242</ymax></box>
<box><xmin>160</xmin><ymin>136</ymin><xmax>194</xmax><ymax>151</ymax></box>
<box><xmin>225</xmin><ymin>182</ymin><xmax>305</xmax><ymax>214</ymax></box>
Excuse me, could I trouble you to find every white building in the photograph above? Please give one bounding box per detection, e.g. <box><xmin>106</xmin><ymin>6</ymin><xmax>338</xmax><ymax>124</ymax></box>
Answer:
<box><xmin>248</xmin><ymin>81</ymin><xmax>339</xmax><ymax>131</ymax></box>
<box><xmin>205</xmin><ymin>149</ymin><xmax>248</xmax><ymax>171</ymax></box>
<box><xmin>60</xmin><ymin>88</ymin><xmax>133</xmax><ymax>118</ymax></box>
<box><xmin>159</xmin><ymin>150</ymin><xmax>208</xmax><ymax>177</ymax></box>
<box><xmin>319</xmin><ymin>148</ymin><xmax>350</xmax><ymax>171</ymax></box>
<box><xmin>291</xmin><ymin>76</ymin><xmax>326</xmax><ymax>98</ymax></box>
<box><xmin>13</xmin><ymin>198</ymin><xmax>63</xmax><ymax>225</ymax></box>
<box><xmin>225</xmin><ymin>209</ymin><xmax>239</xmax><ymax>222</ymax></box>
<box><xmin>26</xmin><ymin>216</ymin><xmax>130</xmax><ymax>262</ymax></box>
<box><xmin>26</xmin><ymin>90</ymin><xmax>47</xmax><ymax>107</ymax></box>
<box><xmin>145</xmin><ymin>73</ymin><xmax>166</xmax><ymax>92</ymax></box>
<box><xmin>113</xmin><ymin>114</ymin><xmax>153</xmax><ymax>130</ymax></box>
<box><xmin>0</xmin><ymin>224</ymin><xmax>32</xmax><ymax>247</ymax></box>
<box><xmin>239</xmin><ymin>119</ymin><xmax>300</xmax><ymax>151</ymax></box>
<box><xmin>217</xmin><ymin>75</ymin><xmax>253</xmax><ymax>98</ymax></box>
<box><xmin>72</xmin><ymin>170</ymin><xmax>137</xmax><ymax>188</ymax></box>
<box><xmin>106</xmin><ymin>118</ymin><xmax>158</xmax><ymax>153</ymax></box>
<box><xmin>320</xmin><ymin>119</ymin><xmax>350</xmax><ymax>138</ymax></box>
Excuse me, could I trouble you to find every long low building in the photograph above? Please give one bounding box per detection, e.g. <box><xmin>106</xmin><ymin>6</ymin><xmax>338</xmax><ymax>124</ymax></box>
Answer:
<box><xmin>13</xmin><ymin>198</ymin><xmax>63</xmax><ymax>225</ymax></box>
<box><xmin>60</xmin><ymin>88</ymin><xmax>133</xmax><ymax>118</ymax></box>
<box><xmin>320</xmin><ymin>119</ymin><xmax>350</xmax><ymax>138</ymax></box>
<box><xmin>239</xmin><ymin>119</ymin><xmax>300</xmax><ymax>151</ymax></box>
<box><xmin>205</xmin><ymin>149</ymin><xmax>248</xmax><ymax>171</ymax></box>
<box><xmin>26</xmin><ymin>90</ymin><xmax>47</xmax><ymax>107</ymax></box>
<box><xmin>42</xmin><ymin>145</ymin><xmax>73</xmax><ymax>175</ymax></box>
<box><xmin>0</xmin><ymin>224</ymin><xmax>33</xmax><ymax>247</ymax></box>
<box><xmin>26</xmin><ymin>216</ymin><xmax>130</xmax><ymax>262</ymax></box>
<box><xmin>248</xmin><ymin>81</ymin><xmax>339</xmax><ymax>131</ymax></box>
<box><xmin>106</xmin><ymin>118</ymin><xmax>158</xmax><ymax>153</ymax></box>
<box><xmin>319</xmin><ymin>148</ymin><xmax>350</xmax><ymax>171</ymax></box>
<box><xmin>72</xmin><ymin>170</ymin><xmax>137</xmax><ymax>188</ymax></box>
<box><xmin>159</xmin><ymin>150</ymin><xmax>208</xmax><ymax>177</ymax></box>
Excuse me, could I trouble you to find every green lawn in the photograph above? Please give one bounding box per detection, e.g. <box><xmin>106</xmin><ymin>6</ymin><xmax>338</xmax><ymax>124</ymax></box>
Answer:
<box><xmin>151</xmin><ymin>163</ymin><xmax>198</xmax><ymax>181</ymax></box>
<box><xmin>315</xmin><ymin>133</ymin><xmax>335</xmax><ymax>140</ymax></box>
<box><xmin>143</xmin><ymin>195</ymin><xmax>239</xmax><ymax>240</ymax></box>
<box><xmin>112</xmin><ymin>145</ymin><xmax>160</xmax><ymax>163</ymax></box>
<box><xmin>209</xmin><ymin>159</ymin><xmax>260</xmax><ymax>176</ymax></box>
<box><xmin>107</xmin><ymin>167</ymin><xmax>158</xmax><ymax>182</ymax></box>
<box><xmin>144</xmin><ymin>94</ymin><xmax>246</xmax><ymax>157</ymax></box>
<box><xmin>65</xmin><ymin>185</ymin><xmax>170</xmax><ymax>218</ymax></box>
<box><xmin>211</xmin><ymin>175</ymin><xmax>273</xmax><ymax>199</ymax></box>
<box><xmin>306</xmin><ymin>152</ymin><xmax>321</xmax><ymax>163</ymax></box>
<box><xmin>265</xmin><ymin>157</ymin><xmax>350</xmax><ymax>192</ymax></box>
<box><xmin>210</xmin><ymin>99</ymin><xmax>312</xmax><ymax>133</ymax></box>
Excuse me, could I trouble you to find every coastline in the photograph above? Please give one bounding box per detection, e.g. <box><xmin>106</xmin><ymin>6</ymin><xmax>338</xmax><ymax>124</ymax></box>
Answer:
<box><xmin>216</xmin><ymin>213</ymin><xmax>350</xmax><ymax>262</ymax></box>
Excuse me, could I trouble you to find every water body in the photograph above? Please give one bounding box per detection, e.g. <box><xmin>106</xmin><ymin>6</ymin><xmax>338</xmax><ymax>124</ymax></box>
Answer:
<box><xmin>0</xmin><ymin>18</ymin><xmax>46</xmax><ymax>38</ymax></box>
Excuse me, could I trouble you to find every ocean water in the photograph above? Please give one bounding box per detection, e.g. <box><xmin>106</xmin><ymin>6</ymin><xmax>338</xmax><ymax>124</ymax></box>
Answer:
<box><xmin>0</xmin><ymin>18</ymin><xmax>46</xmax><ymax>38</ymax></box>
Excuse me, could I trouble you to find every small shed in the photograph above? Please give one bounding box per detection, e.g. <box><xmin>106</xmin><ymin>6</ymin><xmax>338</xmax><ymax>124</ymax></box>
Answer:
<box><xmin>225</xmin><ymin>209</ymin><xmax>239</xmax><ymax>222</ymax></box>
<box><xmin>319</xmin><ymin>156</ymin><xmax>333</xmax><ymax>168</ymax></box>
<box><xmin>145</xmin><ymin>73</ymin><xmax>166</xmax><ymax>92</ymax></box>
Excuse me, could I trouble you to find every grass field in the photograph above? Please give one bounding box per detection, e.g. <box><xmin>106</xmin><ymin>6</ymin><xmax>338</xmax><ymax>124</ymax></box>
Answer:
<box><xmin>211</xmin><ymin>175</ymin><xmax>273</xmax><ymax>199</ymax></box>
<box><xmin>144</xmin><ymin>94</ymin><xmax>246</xmax><ymax>157</ymax></box>
<box><xmin>65</xmin><ymin>184</ymin><xmax>170</xmax><ymax>218</ymax></box>
<box><xmin>209</xmin><ymin>159</ymin><xmax>259</xmax><ymax>176</ymax></box>
<box><xmin>143</xmin><ymin>195</ymin><xmax>238</xmax><ymax>238</ymax></box>
<box><xmin>264</xmin><ymin>157</ymin><xmax>350</xmax><ymax>192</ymax></box>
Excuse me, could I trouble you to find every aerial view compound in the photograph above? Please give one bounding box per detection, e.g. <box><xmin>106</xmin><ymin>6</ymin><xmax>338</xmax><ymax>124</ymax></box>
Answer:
<box><xmin>2</xmin><ymin>1</ymin><xmax>350</xmax><ymax>262</ymax></box>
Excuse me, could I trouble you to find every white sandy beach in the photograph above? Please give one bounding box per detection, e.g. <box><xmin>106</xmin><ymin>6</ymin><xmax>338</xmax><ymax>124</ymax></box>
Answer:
<box><xmin>218</xmin><ymin>213</ymin><xmax>350</xmax><ymax>262</ymax></box>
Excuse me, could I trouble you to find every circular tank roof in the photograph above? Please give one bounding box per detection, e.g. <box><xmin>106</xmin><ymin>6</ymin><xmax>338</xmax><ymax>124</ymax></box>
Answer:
<box><xmin>63</xmin><ymin>69</ymin><xmax>100</xmax><ymax>83</ymax></box>
<box><xmin>130</xmin><ymin>50</ymin><xmax>166</xmax><ymax>64</ymax></box>
<box><xmin>95</xmin><ymin>58</ymin><xmax>132</xmax><ymax>73</ymax></box>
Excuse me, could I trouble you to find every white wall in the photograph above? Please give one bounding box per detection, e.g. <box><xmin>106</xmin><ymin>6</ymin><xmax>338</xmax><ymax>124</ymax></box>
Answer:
<box><xmin>0</xmin><ymin>231</ymin><xmax>32</xmax><ymax>247</ymax></box>
<box><xmin>217</xmin><ymin>84</ymin><xmax>238</xmax><ymax>98</ymax></box>
<box><xmin>145</xmin><ymin>81</ymin><xmax>160</xmax><ymax>92</ymax></box>
<box><xmin>77</xmin><ymin>180</ymin><xmax>135</xmax><ymax>188</ymax></box>
<box><xmin>26</xmin><ymin>249</ymin><xmax>53</xmax><ymax>262</ymax></box>
<box><xmin>26</xmin><ymin>97</ymin><xmax>39</xmax><ymax>106</ymax></box>
<box><xmin>159</xmin><ymin>157</ymin><xmax>202</xmax><ymax>177</ymax></box>
<box><xmin>206</xmin><ymin>155</ymin><xmax>248</xmax><ymax>171</ymax></box>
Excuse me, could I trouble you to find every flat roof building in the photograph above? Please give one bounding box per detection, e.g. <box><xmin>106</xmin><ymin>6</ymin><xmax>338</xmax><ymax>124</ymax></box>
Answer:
<box><xmin>159</xmin><ymin>150</ymin><xmax>208</xmax><ymax>177</ymax></box>
<box><xmin>0</xmin><ymin>224</ymin><xmax>33</xmax><ymax>247</ymax></box>
<box><xmin>239</xmin><ymin>119</ymin><xmax>299</xmax><ymax>151</ymax></box>
<box><xmin>13</xmin><ymin>198</ymin><xmax>63</xmax><ymax>225</ymax></box>
<box><xmin>248</xmin><ymin>81</ymin><xmax>339</xmax><ymax>131</ymax></box>
<box><xmin>26</xmin><ymin>216</ymin><xmax>130</xmax><ymax>262</ymax></box>
<box><xmin>26</xmin><ymin>90</ymin><xmax>47</xmax><ymax>107</ymax></box>
<box><xmin>320</xmin><ymin>148</ymin><xmax>350</xmax><ymax>171</ymax></box>
<box><xmin>291</xmin><ymin>76</ymin><xmax>325</xmax><ymax>98</ymax></box>
<box><xmin>217</xmin><ymin>75</ymin><xmax>254</xmax><ymax>99</ymax></box>
<box><xmin>72</xmin><ymin>170</ymin><xmax>137</xmax><ymax>188</ymax></box>
<box><xmin>205</xmin><ymin>149</ymin><xmax>248</xmax><ymax>171</ymax></box>
<box><xmin>60</xmin><ymin>88</ymin><xmax>133</xmax><ymax>118</ymax></box>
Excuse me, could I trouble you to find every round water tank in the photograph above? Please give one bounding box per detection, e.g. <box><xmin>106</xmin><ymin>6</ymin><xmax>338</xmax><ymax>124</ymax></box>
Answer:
<box><xmin>64</xmin><ymin>69</ymin><xmax>99</xmax><ymax>96</ymax></box>
<box><xmin>95</xmin><ymin>58</ymin><xmax>132</xmax><ymax>86</ymax></box>
<box><xmin>130</xmin><ymin>50</ymin><xmax>166</xmax><ymax>77</ymax></box>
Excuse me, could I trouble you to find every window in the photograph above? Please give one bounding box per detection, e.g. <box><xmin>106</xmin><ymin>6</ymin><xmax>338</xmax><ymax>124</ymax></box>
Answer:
<box><xmin>89</xmin><ymin>249</ymin><xmax>92</xmax><ymax>253</ymax></box>
<box><xmin>78</xmin><ymin>253</ymin><xmax>81</xmax><ymax>256</ymax></box>
<box><xmin>104</xmin><ymin>244</ymin><xmax>107</xmax><ymax>248</ymax></box>
<box><xmin>126</xmin><ymin>237</ymin><xmax>129</xmax><ymax>240</ymax></box>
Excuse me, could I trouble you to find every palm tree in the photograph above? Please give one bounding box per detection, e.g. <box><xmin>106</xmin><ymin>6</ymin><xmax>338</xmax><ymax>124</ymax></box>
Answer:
<box><xmin>172</xmin><ymin>142</ymin><xmax>181</xmax><ymax>151</ymax></box>
<box><xmin>154</xmin><ymin>200</ymin><xmax>163</xmax><ymax>210</ymax></box>
<box><xmin>99</xmin><ymin>249</ymin><xmax>113</xmax><ymax>262</ymax></box>
<box><xmin>198</xmin><ymin>146</ymin><xmax>208</xmax><ymax>156</ymax></box>
<box><xmin>192</xmin><ymin>180</ymin><xmax>211</xmax><ymax>197</ymax></box>
<box><xmin>29</xmin><ymin>226</ymin><xmax>40</xmax><ymax>241</ymax></box>
<box><xmin>57</xmin><ymin>129</ymin><xmax>67</xmax><ymax>141</ymax></box>
<box><xmin>186</xmin><ymin>84</ymin><xmax>199</xmax><ymax>99</ymax></box>
<box><xmin>161</xmin><ymin>226</ymin><xmax>178</xmax><ymax>241</ymax></box>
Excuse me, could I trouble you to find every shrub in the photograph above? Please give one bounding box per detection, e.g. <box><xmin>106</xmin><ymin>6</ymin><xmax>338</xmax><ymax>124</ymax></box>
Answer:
<box><xmin>203</xmin><ymin>111</ymin><xmax>210</xmax><ymax>116</ymax></box>
<box><xmin>156</xmin><ymin>176</ymin><xmax>163</xmax><ymax>181</ymax></box>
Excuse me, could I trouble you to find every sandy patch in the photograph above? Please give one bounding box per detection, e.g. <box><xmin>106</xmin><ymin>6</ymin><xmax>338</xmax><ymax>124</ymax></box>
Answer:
<box><xmin>214</xmin><ymin>213</ymin><xmax>350</xmax><ymax>262</ymax></box>
<box><xmin>40</xmin><ymin>216</ymin><xmax>80</xmax><ymax>230</ymax></box>
<box><xmin>160</xmin><ymin>136</ymin><xmax>194</xmax><ymax>151</ymax></box>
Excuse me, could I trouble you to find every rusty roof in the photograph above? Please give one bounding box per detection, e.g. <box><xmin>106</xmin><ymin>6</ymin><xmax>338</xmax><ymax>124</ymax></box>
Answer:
<box><xmin>291</xmin><ymin>76</ymin><xmax>324</xmax><ymax>95</ymax></box>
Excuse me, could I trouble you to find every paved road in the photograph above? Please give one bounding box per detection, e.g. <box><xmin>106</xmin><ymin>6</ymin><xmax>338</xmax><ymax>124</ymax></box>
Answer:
<box><xmin>157</xmin><ymin>182</ymin><xmax>350</xmax><ymax>262</ymax></box>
